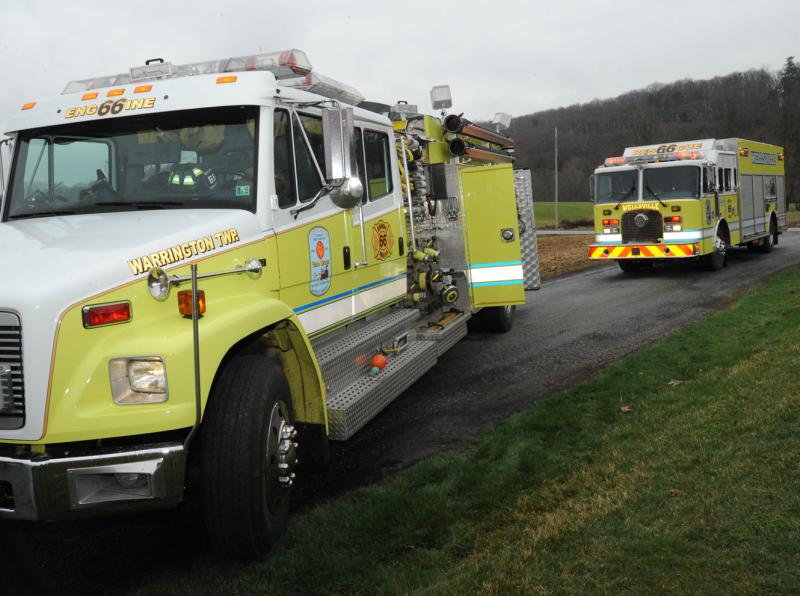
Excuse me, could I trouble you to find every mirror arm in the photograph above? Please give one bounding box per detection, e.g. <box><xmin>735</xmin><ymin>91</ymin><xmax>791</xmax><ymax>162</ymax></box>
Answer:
<box><xmin>290</xmin><ymin>182</ymin><xmax>336</xmax><ymax>219</ymax></box>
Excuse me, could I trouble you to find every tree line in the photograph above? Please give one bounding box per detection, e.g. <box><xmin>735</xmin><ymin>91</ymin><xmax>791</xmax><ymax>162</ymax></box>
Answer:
<box><xmin>507</xmin><ymin>58</ymin><xmax>800</xmax><ymax>204</ymax></box>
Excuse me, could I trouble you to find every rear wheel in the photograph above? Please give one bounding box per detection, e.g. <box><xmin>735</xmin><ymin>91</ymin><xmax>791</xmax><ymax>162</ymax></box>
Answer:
<box><xmin>202</xmin><ymin>355</ymin><xmax>297</xmax><ymax>560</ymax></box>
<box><xmin>482</xmin><ymin>304</ymin><xmax>515</xmax><ymax>333</ymax></box>
<box><xmin>759</xmin><ymin>219</ymin><xmax>777</xmax><ymax>253</ymax></box>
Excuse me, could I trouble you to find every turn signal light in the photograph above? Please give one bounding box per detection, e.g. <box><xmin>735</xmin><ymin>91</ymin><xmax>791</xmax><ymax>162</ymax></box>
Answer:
<box><xmin>778</xmin><ymin>153</ymin><xmax>784</xmax><ymax>161</ymax></box>
<box><xmin>82</xmin><ymin>92</ymin><xmax>99</xmax><ymax>101</ymax></box>
<box><xmin>178</xmin><ymin>290</ymin><xmax>206</xmax><ymax>317</ymax></box>
<box><xmin>21</xmin><ymin>102</ymin><xmax>36</xmax><ymax>111</ymax></box>
<box><xmin>107</xmin><ymin>88</ymin><xmax>125</xmax><ymax>97</ymax></box>
<box><xmin>82</xmin><ymin>302</ymin><xmax>132</xmax><ymax>328</ymax></box>
<box><xmin>664</xmin><ymin>215</ymin><xmax>682</xmax><ymax>223</ymax></box>
<box><xmin>740</xmin><ymin>148</ymin><xmax>749</xmax><ymax>157</ymax></box>
<box><xmin>216</xmin><ymin>75</ymin><xmax>238</xmax><ymax>84</ymax></box>
<box><xmin>134</xmin><ymin>85</ymin><xmax>152</xmax><ymax>94</ymax></box>
<box><xmin>602</xmin><ymin>219</ymin><xmax>620</xmax><ymax>226</ymax></box>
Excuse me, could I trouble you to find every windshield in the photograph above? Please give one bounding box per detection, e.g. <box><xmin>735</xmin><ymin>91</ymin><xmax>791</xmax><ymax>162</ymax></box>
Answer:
<box><xmin>4</xmin><ymin>105</ymin><xmax>258</xmax><ymax>221</ymax></box>
<box><xmin>643</xmin><ymin>165</ymin><xmax>700</xmax><ymax>200</ymax></box>
<box><xmin>594</xmin><ymin>170</ymin><xmax>637</xmax><ymax>204</ymax></box>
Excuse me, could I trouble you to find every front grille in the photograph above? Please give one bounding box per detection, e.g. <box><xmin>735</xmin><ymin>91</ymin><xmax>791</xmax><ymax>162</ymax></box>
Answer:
<box><xmin>622</xmin><ymin>210</ymin><xmax>663</xmax><ymax>243</ymax></box>
<box><xmin>0</xmin><ymin>312</ymin><xmax>24</xmax><ymax>430</ymax></box>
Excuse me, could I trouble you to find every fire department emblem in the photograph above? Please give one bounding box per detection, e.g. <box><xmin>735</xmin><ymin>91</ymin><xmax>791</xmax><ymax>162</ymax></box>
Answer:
<box><xmin>372</xmin><ymin>220</ymin><xmax>393</xmax><ymax>261</ymax></box>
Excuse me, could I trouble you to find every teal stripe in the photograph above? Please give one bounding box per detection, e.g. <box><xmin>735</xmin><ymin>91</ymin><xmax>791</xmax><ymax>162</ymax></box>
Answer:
<box><xmin>471</xmin><ymin>280</ymin><xmax>524</xmax><ymax>287</ymax></box>
<box><xmin>469</xmin><ymin>261</ymin><xmax>522</xmax><ymax>269</ymax></box>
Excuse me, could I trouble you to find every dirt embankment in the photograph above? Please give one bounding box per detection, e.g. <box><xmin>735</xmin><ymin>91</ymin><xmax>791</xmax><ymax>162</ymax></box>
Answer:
<box><xmin>537</xmin><ymin>235</ymin><xmax>605</xmax><ymax>280</ymax></box>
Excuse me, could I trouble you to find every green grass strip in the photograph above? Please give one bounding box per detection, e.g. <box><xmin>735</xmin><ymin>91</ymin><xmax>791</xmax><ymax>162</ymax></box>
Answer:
<box><xmin>139</xmin><ymin>266</ymin><xmax>800</xmax><ymax>596</ymax></box>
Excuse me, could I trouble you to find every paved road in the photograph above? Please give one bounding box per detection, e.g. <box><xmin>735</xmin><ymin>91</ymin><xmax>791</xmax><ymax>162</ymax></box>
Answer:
<box><xmin>20</xmin><ymin>231</ymin><xmax>800</xmax><ymax>594</ymax></box>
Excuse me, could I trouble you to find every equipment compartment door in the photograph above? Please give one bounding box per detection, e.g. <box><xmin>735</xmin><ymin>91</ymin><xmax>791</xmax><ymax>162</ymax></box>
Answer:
<box><xmin>740</xmin><ymin>175</ymin><xmax>756</xmax><ymax>238</ymax></box>
<box><xmin>459</xmin><ymin>163</ymin><xmax>525</xmax><ymax>308</ymax></box>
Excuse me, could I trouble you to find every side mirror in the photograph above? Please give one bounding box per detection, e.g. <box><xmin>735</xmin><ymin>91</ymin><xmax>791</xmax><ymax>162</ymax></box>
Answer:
<box><xmin>322</xmin><ymin>106</ymin><xmax>362</xmax><ymax>209</ymax></box>
<box><xmin>589</xmin><ymin>174</ymin><xmax>595</xmax><ymax>202</ymax></box>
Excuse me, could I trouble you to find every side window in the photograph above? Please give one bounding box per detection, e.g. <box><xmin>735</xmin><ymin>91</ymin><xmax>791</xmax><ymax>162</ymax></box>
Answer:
<box><xmin>292</xmin><ymin>113</ymin><xmax>323</xmax><ymax>203</ymax></box>
<box><xmin>273</xmin><ymin>109</ymin><xmax>295</xmax><ymax>208</ymax></box>
<box><xmin>298</xmin><ymin>114</ymin><xmax>325</xmax><ymax>174</ymax></box>
<box><xmin>354</xmin><ymin>128</ymin><xmax>367</xmax><ymax>204</ymax></box>
<box><xmin>732</xmin><ymin>169</ymin><xmax>737</xmax><ymax>190</ymax></box>
<box><xmin>363</xmin><ymin>130</ymin><xmax>393</xmax><ymax>200</ymax></box>
<box><xmin>21</xmin><ymin>138</ymin><xmax>49</xmax><ymax>198</ymax></box>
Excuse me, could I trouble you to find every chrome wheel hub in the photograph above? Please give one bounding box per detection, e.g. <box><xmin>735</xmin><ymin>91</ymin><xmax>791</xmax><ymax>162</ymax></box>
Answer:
<box><xmin>265</xmin><ymin>401</ymin><xmax>298</xmax><ymax>512</ymax></box>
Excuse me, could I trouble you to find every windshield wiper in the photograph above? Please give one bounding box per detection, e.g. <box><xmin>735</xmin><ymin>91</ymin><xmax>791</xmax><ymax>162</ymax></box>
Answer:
<box><xmin>644</xmin><ymin>183</ymin><xmax>667</xmax><ymax>208</ymax></box>
<box><xmin>8</xmin><ymin>211</ymin><xmax>77</xmax><ymax>220</ymax></box>
<box><xmin>92</xmin><ymin>201</ymin><xmax>184</xmax><ymax>209</ymax></box>
<box><xmin>614</xmin><ymin>185</ymin><xmax>636</xmax><ymax>210</ymax></box>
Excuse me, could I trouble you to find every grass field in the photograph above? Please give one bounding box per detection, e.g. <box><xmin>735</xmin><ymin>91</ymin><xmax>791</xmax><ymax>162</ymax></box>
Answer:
<box><xmin>534</xmin><ymin>201</ymin><xmax>593</xmax><ymax>228</ymax></box>
<box><xmin>138</xmin><ymin>267</ymin><xmax>800</xmax><ymax>595</ymax></box>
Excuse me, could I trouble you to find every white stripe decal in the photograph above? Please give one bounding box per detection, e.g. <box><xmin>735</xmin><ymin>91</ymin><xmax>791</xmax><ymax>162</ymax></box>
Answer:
<box><xmin>298</xmin><ymin>278</ymin><xmax>406</xmax><ymax>335</ymax></box>
<box><xmin>468</xmin><ymin>265</ymin><xmax>524</xmax><ymax>284</ymax></box>
<box><xmin>595</xmin><ymin>234</ymin><xmax>622</xmax><ymax>242</ymax></box>
<box><xmin>663</xmin><ymin>231</ymin><xmax>703</xmax><ymax>241</ymax></box>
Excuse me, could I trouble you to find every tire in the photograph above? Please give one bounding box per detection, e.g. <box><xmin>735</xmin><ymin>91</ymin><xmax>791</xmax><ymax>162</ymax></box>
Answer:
<box><xmin>202</xmin><ymin>355</ymin><xmax>297</xmax><ymax>560</ymax></box>
<box><xmin>701</xmin><ymin>229</ymin><xmax>727</xmax><ymax>271</ymax></box>
<box><xmin>482</xmin><ymin>305</ymin><xmax>515</xmax><ymax>333</ymax></box>
<box><xmin>759</xmin><ymin>220</ymin><xmax>777</xmax><ymax>253</ymax></box>
<box><xmin>617</xmin><ymin>259</ymin><xmax>641</xmax><ymax>273</ymax></box>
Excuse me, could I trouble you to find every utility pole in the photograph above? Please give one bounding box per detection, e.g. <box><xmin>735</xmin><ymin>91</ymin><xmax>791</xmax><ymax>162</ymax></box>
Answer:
<box><xmin>554</xmin><ymin>127</ymin><xmax>559</xmax><ymax>231</ymax></box>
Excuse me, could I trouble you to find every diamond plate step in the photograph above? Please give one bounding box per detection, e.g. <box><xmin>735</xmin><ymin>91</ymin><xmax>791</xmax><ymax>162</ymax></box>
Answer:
<box><xmin>326</xmin><ymin>338</ymin><xmax>438</xmax><ymax>441</ymax></box>
<box><xmin>312</xmin><ymin>308</ymin><xmax>421</xmax><ymax>397</ymax></box>
<box><xmin>416</xmin><ymin>311</ymin><xmax>470</xmax><ymax>356</ymax></box>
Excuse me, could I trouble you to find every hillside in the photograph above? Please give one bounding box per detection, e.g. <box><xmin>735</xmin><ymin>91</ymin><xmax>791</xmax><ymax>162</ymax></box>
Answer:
<box><xmin>509</xmin><ymin>58</ymin><xmax>800</xmax><ymax>203</ymax></box>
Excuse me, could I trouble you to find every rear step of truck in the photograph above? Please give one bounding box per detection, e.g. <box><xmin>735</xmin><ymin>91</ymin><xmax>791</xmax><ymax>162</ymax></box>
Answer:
<box><xmin>314</xmin><ymin>307</ymin><xmax>469</xmax><ymax>440</ymax></box>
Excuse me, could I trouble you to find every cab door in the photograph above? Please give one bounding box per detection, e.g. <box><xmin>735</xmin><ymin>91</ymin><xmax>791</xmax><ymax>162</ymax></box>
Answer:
<box><xmin>348</xmin><ymin>126</ymin><xmax>407</xmax><ymax>317</ymax></box>
<box><xmin>272</xmin><ymin>106</ymin><xmax>354</xmax><ymax>337</ymax></box>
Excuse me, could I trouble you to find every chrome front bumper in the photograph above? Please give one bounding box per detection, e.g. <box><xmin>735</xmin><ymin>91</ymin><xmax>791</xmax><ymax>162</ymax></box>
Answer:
<box><xmin>0</xmin><ymin>443</ymin><xmax>185</xmax><ymax>520</ymax></box>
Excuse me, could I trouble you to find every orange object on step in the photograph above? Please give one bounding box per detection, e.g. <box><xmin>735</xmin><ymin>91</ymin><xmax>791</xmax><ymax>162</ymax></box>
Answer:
<box><xmin>371</xmin><ymin>354</ymin><xmax>388</xmax><ymax>370</ymax></box>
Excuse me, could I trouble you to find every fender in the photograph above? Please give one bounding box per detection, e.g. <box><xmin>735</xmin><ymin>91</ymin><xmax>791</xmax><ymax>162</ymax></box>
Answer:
<box><xmin>39</xmin><ymin>286</ymin><xmax>325</xmax><ymax>444</ymax></box>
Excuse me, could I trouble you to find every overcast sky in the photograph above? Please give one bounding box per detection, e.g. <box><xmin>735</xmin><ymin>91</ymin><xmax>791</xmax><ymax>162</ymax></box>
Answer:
<box><xmin>0</xmin><ymin>0</ymin><xmax>797</xmax><ymax>131</ymax></box>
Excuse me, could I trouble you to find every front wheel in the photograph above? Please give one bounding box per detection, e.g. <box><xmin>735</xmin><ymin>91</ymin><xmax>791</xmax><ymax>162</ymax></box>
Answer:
<box><xmin>701</xmin><ymin>229</ymin><xmax>727</xmax><ymax>271</ymax></box>
<box><xmin>202</xmin><ymin>355</ymin><xmax>297</xmax><ymax>560</ymax></box>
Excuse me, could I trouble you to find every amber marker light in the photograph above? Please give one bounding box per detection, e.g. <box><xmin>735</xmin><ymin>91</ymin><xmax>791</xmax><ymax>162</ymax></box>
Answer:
<box><xmin>21</xmin><ymin>102</ymin><xmax>36</xmax><ymax>111</ymax></box>
<box><xmin>216</xmin><ymin>75</ymin><xmax>238</xmax><ymax>84</ymax></box>
<box><xmin>134</xmin><ymin>85</ymin><xmax>152</xmax><ymax>94</ymax></box>
<box><xmin>107</xmin><ymin>88</ymin><xmax>125</xmax><ymax>97</ymax></box>
<box><xmin>178</xmin><ymin>290</ymin><xmax>206</xmax><ymax>317</ymax></box>
<box><xmin>82</xmin><ymin>92</ymin><xmax>99</xmax><ymax>101</ymax></box>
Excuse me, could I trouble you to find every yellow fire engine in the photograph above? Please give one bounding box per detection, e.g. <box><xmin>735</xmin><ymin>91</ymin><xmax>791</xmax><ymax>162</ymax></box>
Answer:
<box><xmin>0</xmin><ymin>50</ymin><xmax>539</xmax><ymax>558</ymax></box>
<box><xmin>589</xmin><ymin>138</ymin><xmax>786</xmax><ymax>271</ymax></box>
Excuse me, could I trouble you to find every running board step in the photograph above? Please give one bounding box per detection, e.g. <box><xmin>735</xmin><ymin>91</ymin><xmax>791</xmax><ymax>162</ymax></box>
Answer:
<box><xmin>326</xmin><ymin>338</ymin><xmax>437</xmax><ymax>441</ymax></box>
<box><xmin>313</xmin><ymin>308</ymin><xmax>421</xmax><ymax>397</ymax></box>
<box><xmin>416</xmin><ymin>311</ymin><xmax>470</xmax><ymax>356</ymax></box>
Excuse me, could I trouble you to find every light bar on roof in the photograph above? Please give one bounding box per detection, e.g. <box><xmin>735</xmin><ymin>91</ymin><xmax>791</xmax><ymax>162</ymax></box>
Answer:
<box><xmin>282</xmin><ymin>72</ymin><xmax>365</xmax><ymax>106</ymax></box>
<box><xmin>62</xmin><ymin>49</ymin><xmax>313</xmax><ymax>94</ymax></box>
<box><xmin>604</xmin><ymin>150</ymin><xmax>706</xmax><ymax>167</ymax></box>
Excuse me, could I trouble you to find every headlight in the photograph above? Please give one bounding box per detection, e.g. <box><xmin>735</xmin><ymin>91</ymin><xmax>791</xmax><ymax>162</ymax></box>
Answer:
<box><xmin>109</xmin><ymin>357</ymin><xmax>168</xmax><ymax>404</ymax></box>
<box><xmin>147</xmin><ymin>267</ymin><xmax>171</xmax><ymax>301</ymax></box>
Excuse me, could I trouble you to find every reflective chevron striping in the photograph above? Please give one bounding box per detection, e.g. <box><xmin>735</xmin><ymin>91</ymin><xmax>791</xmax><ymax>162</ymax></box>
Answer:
<box><xmin>589</xmin><ymin>243</ymin><xmax>698</xmax><ymax>259</ymax></box>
